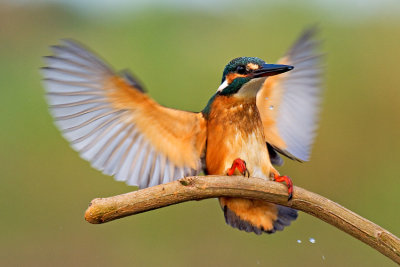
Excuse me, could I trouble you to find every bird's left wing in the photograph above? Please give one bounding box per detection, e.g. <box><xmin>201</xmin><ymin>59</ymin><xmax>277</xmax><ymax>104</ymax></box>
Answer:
<box><xmin>257</xmin><ymin>27</ymin><xmax>323</xmax><ymax>162</ymax></box>
<box><xmin>42</xmin><ymin>40</ymin><xmax>207</xmax><ymax>188</ymax></box>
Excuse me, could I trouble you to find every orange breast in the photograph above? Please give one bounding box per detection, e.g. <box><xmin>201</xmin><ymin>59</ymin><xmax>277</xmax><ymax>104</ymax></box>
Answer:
<box><xmin>205</xmin><ymin>96</ymin><xmax>271</xmax><ymax>178</ymax></box>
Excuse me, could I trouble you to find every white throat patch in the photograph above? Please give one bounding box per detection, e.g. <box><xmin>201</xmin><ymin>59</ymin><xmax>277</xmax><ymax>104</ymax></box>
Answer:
<box><xmin>217</xmin><ymin>80</ymin><xmax>229</xmax><ymax>92</ymax></box>
<box><xmin>236</xmin><ymin>77</ymin><xmax>267</xmax><ymax>98</ymax></box>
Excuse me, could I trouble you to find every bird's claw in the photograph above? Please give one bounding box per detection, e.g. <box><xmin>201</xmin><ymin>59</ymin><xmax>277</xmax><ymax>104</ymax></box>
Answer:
<box><xmin>274</xmin><ymin>174</ymin><xmax>293</xmax><ymax>201</ymax></box>
<box><xmin>227</xmin><ymin>158</ymin><xmax>250</xmax><ymax>177</ymax></box>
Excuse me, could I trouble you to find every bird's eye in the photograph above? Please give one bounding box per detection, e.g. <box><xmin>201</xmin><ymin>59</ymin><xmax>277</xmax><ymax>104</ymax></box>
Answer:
<box><xmin>236</xmin><ymin>65</ymin><xmax>246</xmax><ymax>74</ymax></box>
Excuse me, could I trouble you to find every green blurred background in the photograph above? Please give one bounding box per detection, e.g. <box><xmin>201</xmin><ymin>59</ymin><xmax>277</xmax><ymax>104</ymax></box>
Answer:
<box><xmin>1</xmin><ymin>0</ymin><xmax>399</xmax><ymax>266</ymax></box>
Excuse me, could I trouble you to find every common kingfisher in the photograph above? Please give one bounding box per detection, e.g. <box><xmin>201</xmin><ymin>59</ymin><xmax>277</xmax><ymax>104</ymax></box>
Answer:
<box><xmin>42</xmin><ymin>27</ymin><xmax>322</xmax><ymax>235</ymax></box>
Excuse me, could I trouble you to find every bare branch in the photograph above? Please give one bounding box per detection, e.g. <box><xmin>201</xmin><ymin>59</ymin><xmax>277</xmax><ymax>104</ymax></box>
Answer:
<box><xmin>85</xmin><ymin>175</ymin><xmax>400</xmax><ymax>264</ymax></box>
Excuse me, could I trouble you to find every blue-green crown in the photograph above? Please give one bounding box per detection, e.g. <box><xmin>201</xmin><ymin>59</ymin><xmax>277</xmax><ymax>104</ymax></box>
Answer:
<box><xmin>202</xmin><ymin>57</ymin><xmax>266</xmax><ymax>116</ymax></box>
<box><xmin>221</xmin><ymin>57</ymin><xmax>265</xmax><ymax>83</ymax></box>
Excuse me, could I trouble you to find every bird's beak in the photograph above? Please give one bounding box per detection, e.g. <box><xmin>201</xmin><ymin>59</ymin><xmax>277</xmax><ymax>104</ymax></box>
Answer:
<box><xmin>252</xmin><ymin>63</ymin><xmax>294</xmax><ymax>78</ymax></box>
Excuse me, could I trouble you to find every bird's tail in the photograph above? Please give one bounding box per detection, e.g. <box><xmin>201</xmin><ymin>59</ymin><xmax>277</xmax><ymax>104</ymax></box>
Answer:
<box><xmin>219</xmin><ymin>197</ymin><xmax>297</xmax><ymax>234</ymax></box>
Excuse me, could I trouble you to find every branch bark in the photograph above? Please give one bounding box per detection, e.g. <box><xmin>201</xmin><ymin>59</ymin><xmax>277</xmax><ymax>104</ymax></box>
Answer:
<box><xmin>85</xmin><ymin>175</ymin><xmax>400</xmax><ymax>264</ymax></box>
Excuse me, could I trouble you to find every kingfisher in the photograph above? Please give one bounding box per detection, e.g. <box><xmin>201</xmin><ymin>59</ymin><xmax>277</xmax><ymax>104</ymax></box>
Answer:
<box><xmin>42</xmin><ymin>27</ymin><xmax>322</xmax><ymax>235</ymax></box>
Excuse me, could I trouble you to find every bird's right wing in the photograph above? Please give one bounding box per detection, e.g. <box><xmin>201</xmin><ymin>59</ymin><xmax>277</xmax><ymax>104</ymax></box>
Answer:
<box><xmin>42</xmin><ymin>40</ymin><xmax>207</xmax><ymax>188</ymax></box>
<box><xmin>257</xmin><ymin>27</ymin><xmax>323</xmax><ymax>162</ymax></box>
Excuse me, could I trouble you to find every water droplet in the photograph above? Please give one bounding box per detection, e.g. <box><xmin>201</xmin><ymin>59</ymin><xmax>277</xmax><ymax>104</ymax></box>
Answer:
<box><xmin>309</xmin><ymin>237</ymin><xmax>316</xmax><ymax>243</ymax></box>
<box><xmin>297</xmin><ymin>240</ymin><xmax>302</xmax><ymax>244</ymax></box>
<box><xmin>269</xmin><ymin>105</ymin><xmax>274</xmax><ymax>110</ymax></box>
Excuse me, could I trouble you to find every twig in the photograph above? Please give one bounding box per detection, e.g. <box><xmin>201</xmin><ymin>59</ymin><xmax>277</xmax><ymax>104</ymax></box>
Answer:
<box><xmin>85</xmin><ymin>175</ymin><xmax>400</xmax><ymax>264</ymax></box>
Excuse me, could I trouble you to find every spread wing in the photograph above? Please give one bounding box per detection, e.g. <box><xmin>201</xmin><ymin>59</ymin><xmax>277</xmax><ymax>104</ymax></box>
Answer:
<box><xmin>42</xmin><ymin>40</ymin><xmax>207</xmax><ymax>188</ymax></box>
<box><xmin>257</xmin><ymin>27</ymin><xmax>323</xmax><ymax>162</ymax></box>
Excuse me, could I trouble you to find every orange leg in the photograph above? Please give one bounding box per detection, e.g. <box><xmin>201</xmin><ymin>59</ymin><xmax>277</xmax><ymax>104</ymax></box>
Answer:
<box><xmin>227</xmin><ymin>158</ymin><xmax>250</xmax><ymax>177</ymax></box>
<box><xmin>273</xmin><ymin>173</ymin><xmax>293</xmax><ymax>200</ymax></box>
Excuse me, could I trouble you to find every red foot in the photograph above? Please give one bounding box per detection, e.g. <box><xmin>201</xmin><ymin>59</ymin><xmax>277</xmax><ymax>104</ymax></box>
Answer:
<box><xmin>274</xmin><ymin>174</ymin><xmax>293</xmax><ymax>200</ymax></box>
<box><xmin>227</xmin><ymin>158</ymin><xmax>250</xmax><ymax>177</ymax></box>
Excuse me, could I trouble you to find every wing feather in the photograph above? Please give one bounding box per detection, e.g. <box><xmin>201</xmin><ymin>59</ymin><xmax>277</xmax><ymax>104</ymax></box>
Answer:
<box><xmin>43</xmin><ymin>40</ymin><xmax>207</xmax><ymax>188</ymax></box>
<box><xmin>257</xmin><ymin>27</ymin><xmax>323</xmax><ymax>162</ymax></box>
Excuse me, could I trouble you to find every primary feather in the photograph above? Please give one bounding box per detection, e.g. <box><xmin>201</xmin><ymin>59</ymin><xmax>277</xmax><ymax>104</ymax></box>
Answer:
<box><xmin>43</xmin><ymin>40</ymin><xmax>207</xmax><ymax>188</ymax></box>
<box><xmin>257</xmin><ymin>27</ymin><xmax>323</xmax><ymax>161</ymax></box>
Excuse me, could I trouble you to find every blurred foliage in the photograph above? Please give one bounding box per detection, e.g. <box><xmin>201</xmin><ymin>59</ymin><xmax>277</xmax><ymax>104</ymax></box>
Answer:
<box><xmin>0</xmin><ymin>2</ymin><xmax>399</xmax><ymax>266</ymax></box>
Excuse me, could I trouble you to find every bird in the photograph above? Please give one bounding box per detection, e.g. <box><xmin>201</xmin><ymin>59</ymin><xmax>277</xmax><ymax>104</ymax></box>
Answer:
<box><xmin>42</xmin><ymin>27</ymin><xmax>322</xmax><ymax>235</ymax></box>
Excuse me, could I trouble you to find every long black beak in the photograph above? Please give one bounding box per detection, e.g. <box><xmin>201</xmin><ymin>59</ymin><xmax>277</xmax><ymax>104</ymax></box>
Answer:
<box><xmin>252</xmin><ymin>63</ymin><xmax>294</xmax><ymax>78</ymax></box>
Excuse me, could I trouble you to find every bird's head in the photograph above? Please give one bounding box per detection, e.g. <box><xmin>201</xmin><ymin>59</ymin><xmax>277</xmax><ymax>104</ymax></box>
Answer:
<box><xmin>217</xmin><ymin>57</ymin><xmax>293</xmax><ymax>97</ymax></box>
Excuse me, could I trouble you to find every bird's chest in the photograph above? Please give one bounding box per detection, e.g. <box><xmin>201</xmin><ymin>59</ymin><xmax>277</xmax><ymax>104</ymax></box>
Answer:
<box><xmin>205</xmin><ymin>97</ymin><xmax>271</xmax><ymax>178</ymax></box>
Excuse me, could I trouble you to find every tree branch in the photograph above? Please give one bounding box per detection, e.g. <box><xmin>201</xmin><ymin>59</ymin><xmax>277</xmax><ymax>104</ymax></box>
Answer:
<box><xmin>84</xmin><ymin>175</ymin><xmax>400</xmax><ymax>264</ymax></box>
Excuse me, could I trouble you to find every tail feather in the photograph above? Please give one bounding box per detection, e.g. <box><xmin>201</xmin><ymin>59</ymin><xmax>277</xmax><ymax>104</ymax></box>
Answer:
<box><xmin>220</xmin><ymin>197</ymin><xmax>298</xmax><ymax>235</ymax></box>
<box><xmin>272</xmin><ymin>206</ymin><xmax>298</xmax><ymax>232</ymax></box>
<box><xmin>224</xmin><ymin>206</ymin><xmax>263</xmax><ymax>235</ymax></box>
